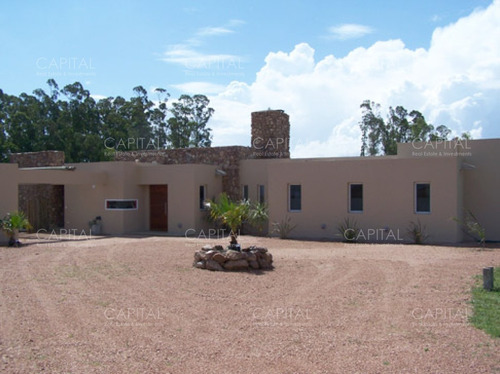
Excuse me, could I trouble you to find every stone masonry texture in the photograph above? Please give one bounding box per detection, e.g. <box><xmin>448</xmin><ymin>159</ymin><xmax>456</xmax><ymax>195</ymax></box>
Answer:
<box><xmin>9</xmin><ymin>151</ymin><xmax>65</xmax><ymax>230</ymax></box>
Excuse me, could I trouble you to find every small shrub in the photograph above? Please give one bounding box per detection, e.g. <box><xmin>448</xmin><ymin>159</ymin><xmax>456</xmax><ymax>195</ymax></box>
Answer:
<box><xmin>407</xmin><ymin>220</ymin><xmax>429</xmax><ymax>244</ymax></box>
<box><xmin>247</xmin><ymin>201</ymin><xmax>268</xmax><ymax>234</ymax></box>
<box><xmin>1</xmin><ymin>211</ymin><xmax>32</xmax><ymax>247</ymax></box>
<box><xmin>272</xmin><ymin>215</ymin><xmax>297</xmax><ymax>239</ymax></box>
<box><xmin>453</xmin><ymin>210</ymin><xmax>486</xmax><ymax>248</ymax></box>
<box><xmin>337</xmin><ymin>217</ymin><xmax>359</xmax><ymax>242</ymax></box>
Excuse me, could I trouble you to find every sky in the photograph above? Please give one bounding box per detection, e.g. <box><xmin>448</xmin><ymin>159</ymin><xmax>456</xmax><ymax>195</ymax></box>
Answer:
<box><xmin>1</xmin><ymin>0</ymin><xmax>498</xmax><ymax>157</ymax></box>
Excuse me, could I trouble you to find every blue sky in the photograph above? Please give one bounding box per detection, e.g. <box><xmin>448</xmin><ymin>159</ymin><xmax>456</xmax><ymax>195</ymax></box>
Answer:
<box><xmin>1</xmin><ymin>0</ymin><xmax>498</xmax><ymax>156</ymax></box>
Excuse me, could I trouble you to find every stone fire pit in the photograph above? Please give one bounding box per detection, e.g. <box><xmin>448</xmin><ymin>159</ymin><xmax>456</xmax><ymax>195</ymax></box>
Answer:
<box><xmin>193</xmin><ymin>245</ymin><xmax>273</xmax><ymax>271</ymax></box>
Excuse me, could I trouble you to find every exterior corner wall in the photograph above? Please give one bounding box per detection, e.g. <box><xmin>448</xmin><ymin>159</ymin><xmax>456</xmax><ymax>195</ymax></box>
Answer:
<box><xmin>460</xmin><ymin>139</ymin><xmax>500</xmax><ymax>242</ymax></box>
<box><xmin>0</xmin><ymin>164</ymin><xmax>19</xmax><ymax>243</ymax></box>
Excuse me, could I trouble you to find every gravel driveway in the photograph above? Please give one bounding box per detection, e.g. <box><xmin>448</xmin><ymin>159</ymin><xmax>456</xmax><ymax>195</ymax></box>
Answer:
<box><xmin>0</xmin><ymin>235</ymin><xmax>498</xmax><ymax>373</ymax></box>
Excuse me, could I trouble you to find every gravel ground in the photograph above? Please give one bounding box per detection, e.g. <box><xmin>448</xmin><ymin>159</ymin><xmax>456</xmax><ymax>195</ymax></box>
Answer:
<box><xmin>0</xmin><ymin>235</ymin><xmax>499</xmax><ymax>374</ymax></box>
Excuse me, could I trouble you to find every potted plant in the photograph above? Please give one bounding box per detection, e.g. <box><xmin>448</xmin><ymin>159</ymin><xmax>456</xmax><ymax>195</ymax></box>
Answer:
<box><xmin>89</xmin><ymin>216</ymin><xmax>102</xmax><ymax>235</ymax></box>
<box><xmin>1</xmin><ymin>211</ymin><xmax>32</xmax><ymax>247</ymax></box>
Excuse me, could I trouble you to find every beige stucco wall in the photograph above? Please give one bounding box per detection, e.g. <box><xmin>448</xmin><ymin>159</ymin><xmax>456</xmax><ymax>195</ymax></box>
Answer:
<box><xmin>262</xmin><ymin>155</ymin><xmax>462</xmax><ymax>243</ymax></box>
<box><xmin>15</xmin><ymin>162</ymin><xmax>222</xmax><ymax>236</ymax></box>
<box><xmin>138</xmin><ymin>163</ymin><xmax>222</xmax><ymax>236</ymax></box>
<box><xmin>398</xmin><ymin>138</ymin><xmax>500</xmax><ymax>242</ymax></box>
<box><xmin>4</xmin><ymin>137</ymin><xmax>498</xmax><ymax>243</ymax></box>
<box><xmin>460</xmin><ymin>139</ymin><xmax>500</xmax><ymax>242</ymax></box>
<box><xmin>240</xmin><ymin>159</ymin><xmax>270</xmax><ymax>202</ymax></box>
<box><xmin>240</xmin><ymin>159</ymin><xmax>273</xmax><ymax>235</ymax></box>
<box><xmin>0</xmin><ymin>164</ymin><xmax>19</xmax><ymax>243</ymax></box>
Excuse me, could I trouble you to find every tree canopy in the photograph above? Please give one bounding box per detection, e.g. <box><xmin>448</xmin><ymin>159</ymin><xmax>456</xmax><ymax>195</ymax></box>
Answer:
<box><xmin>358</xmin><ymin>100</ymin><xmax>469</xmax><ymax>156</ymax></box>
<box><xmin>0</xmin><ymin>80</ymin><xmax>214</xmax><ymax>162</ymax></box>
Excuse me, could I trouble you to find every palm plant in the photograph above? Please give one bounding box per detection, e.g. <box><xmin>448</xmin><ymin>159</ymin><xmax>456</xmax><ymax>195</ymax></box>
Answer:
<box><xmin>1</xmin><ymin>211</ymin><xmax>32</xmax><ymax>247</ymax></box>
<box><xmin>207</xmin><ymin>193</ymin><xmax>268</xmax><ymax>246</ymax></box>
<box><xmin>207</xmin><ymin>193</ymin><xmax>250</xmax><ymax>245</ymax></box>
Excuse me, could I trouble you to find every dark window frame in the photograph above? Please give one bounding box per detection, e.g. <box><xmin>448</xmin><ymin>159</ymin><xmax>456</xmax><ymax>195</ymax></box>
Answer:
<box><xmin>258</xmin><ymin>185</ymin><xmax>265</xmax><ymax>204</ymax></box>
<box><xmin>199</xmin><ymin>185</ymin><xmax>207</xmax><ymax>210</ymax></box>
<box><xmin>242</xmin><ymin>185</ymin><xmax>249</xmax><ymax>201</ymax></box>
<box><xmin>288</xmin><ymin>184</ymin><xmax>302</xmax><ymax>212</ymax></box>
<box><xmin>415</xmin><ymin>183</ymin><xmax>431</xmax><ymax>213</ymax></box>
<box><xmin>105</xmin><ymin>199</ymin><xmax>138</xmax><ymax>210</ymax></box>
<box><xmin>349</xmin><ymin>183</ymin><xmax>363</xmax><ymax>213</ymax></box>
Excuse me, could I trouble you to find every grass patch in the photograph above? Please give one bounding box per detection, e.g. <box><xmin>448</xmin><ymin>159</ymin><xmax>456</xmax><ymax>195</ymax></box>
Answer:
<box><xmin>470</xmin><ymin>267</ymin><xmax>500</xmax><ymax>338</ymax></box>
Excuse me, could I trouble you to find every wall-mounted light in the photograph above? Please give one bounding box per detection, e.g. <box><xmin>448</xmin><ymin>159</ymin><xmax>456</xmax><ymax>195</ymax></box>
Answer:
<box><xmin>215</xmin><ymin>169</ymin><xmax>227</xmax><ymax>176</ymax></box>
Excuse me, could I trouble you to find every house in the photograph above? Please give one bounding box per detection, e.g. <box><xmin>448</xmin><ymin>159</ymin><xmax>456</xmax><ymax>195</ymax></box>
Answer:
<box><xmin>1</xmin><ymin>109</ymin><xmax>499</xmax><ymax>244</ymax></box>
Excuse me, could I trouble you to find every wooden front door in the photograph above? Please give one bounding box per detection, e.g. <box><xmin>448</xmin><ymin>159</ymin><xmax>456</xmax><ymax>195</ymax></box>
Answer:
<box><xmin>150</xmin><ymin>185</ymin><xmax>168</xmax><ymax>231</ymax></box>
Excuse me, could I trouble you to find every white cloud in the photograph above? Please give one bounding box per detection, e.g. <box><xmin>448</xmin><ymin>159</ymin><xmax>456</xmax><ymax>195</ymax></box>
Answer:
<box><xmin>202</xmin><ymin>0</ymin><xmax>500</xmax><ymax>157</ymax></box>
<box><xmin>162</xmin><ymin>45</ymin><xmax>240</xmax><ymax>69</ymax></box>
<box><xmin>196</xmin><ymin>26</ymin><xmax>234</xmax><ymax>37</ymax></box>
<box><xmin>327</xmin><ymin>23</ymin><xmax>374</xmax><ymax>40</ymax></box>
<box><xmin>161</xmin><ymin>20</ymin><xmax>244</xmax><ymax>68</ymax></box>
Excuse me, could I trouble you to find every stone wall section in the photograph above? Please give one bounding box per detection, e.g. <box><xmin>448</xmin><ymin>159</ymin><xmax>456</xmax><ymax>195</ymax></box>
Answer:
<box><xmin>9</xmin><ymin>151</ymin><xmax>65</xmax><ymax>230</ymax></box>
<box><xmin>10</xmin><ymin>150</ymin><xmax>65</xmax><ymax>168</ymax></box>
<box><xmin>115</xmin><ymin>146</ymin><xmax>254</xmax><ymax>200</ymax></box>
<box><xmin>115</xmin><ymin>109</ymin><xmax>291</xmax><ymax>199</ymax></box>
<box><xmin>251</xmin><ymin>110</ymin><xmax>290</xmax><ymax>159</ymax></box>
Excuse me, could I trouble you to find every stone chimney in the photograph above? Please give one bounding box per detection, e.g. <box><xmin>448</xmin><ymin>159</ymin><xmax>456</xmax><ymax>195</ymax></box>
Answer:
<box><xmin>251</xmin><ymin>110</ymin><xmax>290</xmax><ymax>159</ymax></box>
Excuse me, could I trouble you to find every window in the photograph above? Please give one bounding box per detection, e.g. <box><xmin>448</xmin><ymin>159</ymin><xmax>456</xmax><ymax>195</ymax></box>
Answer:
<box><xmin>258</xmin><ymin>185</ymin><xmax>265</xmax><ymax>204</ymax></box>
<box><xmin>415</xmin><ymin>183</ymin><xmax>430</xmax><ymax>213</ymax></box>
<box><xmin>289</xmin><ymin>184</ymin><xmax>302</xmax><ymax>212</ymax></box>
<box><xmin>199</xmin><ymin>185</ymin><xmax>206</xmax><ymax>210</ymax></box>
<box><xmin>105</xmin><ymin>199</ymin><xmax>138</xmax><ymax>210</ymax></box>
<box><xmin>349</xmin><ymin>184</ymin><xmax>363</xmax><ymax>212</ymax></box>
<box><xmin>242</xmin><ymin>185</ymin><xmax>249</xmax><ymax>200</ymax></box>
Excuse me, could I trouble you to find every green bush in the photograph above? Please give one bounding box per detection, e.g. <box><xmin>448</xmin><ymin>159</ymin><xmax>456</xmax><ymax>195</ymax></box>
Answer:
<box><xmin>1</xmin><ymin>211</ymin><xmax>32</xmax><ymax>247</ymax></box>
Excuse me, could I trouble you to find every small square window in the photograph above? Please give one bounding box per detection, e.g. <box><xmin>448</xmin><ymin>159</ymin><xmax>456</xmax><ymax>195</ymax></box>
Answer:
<box><xmin>415</xmin><ymin>183</ymin><xmax>430</xmax><ymax>213</ymax></box>
<box><xmin>289</xmin><ymin>184</ymin><xmax>301</xmax><ymax>212</ymax></box>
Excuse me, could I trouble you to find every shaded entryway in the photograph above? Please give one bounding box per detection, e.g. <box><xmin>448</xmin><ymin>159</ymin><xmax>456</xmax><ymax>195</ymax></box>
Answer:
<box><xmin>149</xmin><ymin>185</ymin><xmax>168</xmax><ymax>231</ymax></box>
